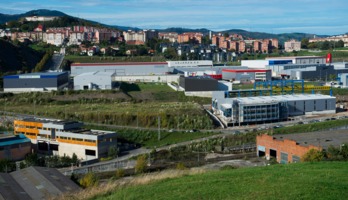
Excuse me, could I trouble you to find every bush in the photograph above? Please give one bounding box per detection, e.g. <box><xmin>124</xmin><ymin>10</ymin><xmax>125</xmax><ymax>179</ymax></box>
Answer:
<box><xmin>301</xmin><ymin>149</ymin><xmax>324</xmax><ymax>162</ymax></box>
<box><xmin>176</xmin><ymin>162</ymin><xmax>187</xmax><ymax>170</ymax></box>
<box><xmin>79</xmin><ymin>172</ymin><xmax>99</xmax><ymax>188</ymax></box>
<box><xmin>134</xmin><ymin>155</ymin><xmax>148</xmax><ymax>174</ymax></box>
<box><xmin>115</xmin><ymin>169</ymin><xmax>125</xmax><ymax>178</ymax></box>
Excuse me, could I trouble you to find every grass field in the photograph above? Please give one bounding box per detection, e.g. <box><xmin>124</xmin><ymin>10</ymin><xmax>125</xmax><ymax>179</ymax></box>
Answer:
<box><xmin>65</xmin><ymin>55</ymin><xmax>167</xmax><ymax>63</ymax></box>
<box><xmin>85</xmin><ymin>161</ymin><xmax>348</xmax><ymax>200</ymax></box>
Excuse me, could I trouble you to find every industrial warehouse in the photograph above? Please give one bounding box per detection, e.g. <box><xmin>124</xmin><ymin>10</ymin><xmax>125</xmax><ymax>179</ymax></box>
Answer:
<box><xmin>257</xmin><ymin>130</ymin><xmax>348</xmax><ymax>163</ymax></box>
<box><xmin>13</xmin><ymin>118</ymin><xmax>117</xmax><ymax>161</ymax></box>
<box><xmin>3</xmin><ymin>72</ymin><xmax>69</xmax><ymax>93</ymax></box>
<box><xmin>212</xmin><ymin>90</ymin><xmax>336</xmax><ymax>126</ymax></box>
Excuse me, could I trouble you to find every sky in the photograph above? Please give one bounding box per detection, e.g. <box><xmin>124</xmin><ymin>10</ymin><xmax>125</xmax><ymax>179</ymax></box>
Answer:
<box><xmin>1</xmin><ymin>0</ymin><xmax>347</xmax><ymax>35</ymax></box>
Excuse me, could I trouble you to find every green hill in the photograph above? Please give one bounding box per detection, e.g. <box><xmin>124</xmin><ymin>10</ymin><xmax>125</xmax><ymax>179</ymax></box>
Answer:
<box><xmin>0</xmin><ymin>39</ymin><xmax>43</xmax><ymax>73</ymax></box>
<box><xmin>94</xmin><ymin>162</ymin><xmax>348</xmax><ymax>200</ymax></box>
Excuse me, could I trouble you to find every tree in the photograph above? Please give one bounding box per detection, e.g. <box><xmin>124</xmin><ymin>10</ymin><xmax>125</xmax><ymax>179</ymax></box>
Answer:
<box><xmin>321</xmin><ymin>41</ymin><xmax>330</xmax><ymax>50</ymax></box>
<box><xmin>134</xmin><ymin>154</ymin><xmax>148</xmax><ymax>174</ymax></box>
<box><xmin>301</xmin><ymin>149</ymin><xmax>324</xmax><ymax>162</ymax></box>
<box><xmin>336</xmin><ymin>40</ymin><xmax>344</xmax><ymax>48</ymax></box>
<box><xmin>163</xmin><ymin>47</ymin><xmax>178</xmax><ymax>59</ymax></box>
<box><xmin>108</xmin><ymin>146</ymin><xmax>119</xmax><ymax>158</ymax></box>
<box><xmin>301</xmin><ymin>38</ymin><xmax>309</xmax><ymax>49</ymax></box>
<box><xmin>223</xmin><ymin>32</ymin><xmax>230</xmax><ymax>38</ymax></box>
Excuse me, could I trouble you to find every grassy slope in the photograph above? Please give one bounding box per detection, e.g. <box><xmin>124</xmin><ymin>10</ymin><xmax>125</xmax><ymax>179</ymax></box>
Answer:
<box><xmin>96</xmin><ymin>162</ymin><xmax>348</xmax><ymax>200</ymax></box>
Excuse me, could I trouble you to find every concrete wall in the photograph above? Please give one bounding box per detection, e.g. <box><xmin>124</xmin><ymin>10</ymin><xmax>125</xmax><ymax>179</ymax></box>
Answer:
<box><xmin>74</xmin><ymin>74</ymin><xmax>113</xmax><ymax>90</ymax></box>
<box><xmin>184</xmin><ymin>91</ymin><xmax>213</xmax><ymax>98</ymax></box>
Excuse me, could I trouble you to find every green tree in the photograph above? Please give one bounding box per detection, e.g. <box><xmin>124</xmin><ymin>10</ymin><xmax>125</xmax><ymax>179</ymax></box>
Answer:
<box><xmin>301</xmin><ymin>149</ymin><xmax>324</xmax><ymax>162</ymax></box>
<box><xmin>321</xmin><ymin>41</ymin><xmax>330</xmax><ymax>50</ymax></box>
<box><xmin>223</xmin><ymin>32</ymin><xmax>230</xmax><ymax>38</ymax></box>
<box><xmin>134</xmin><ymin>154</ymin><xmax>148</xmax><ymax>174</ymax></box>
<box><xmin>301</xmin><ymin>38</ymin><xmax>309</xmax><ymax>49</ymax></box>
<box><xmin>108</xmin><ymin>145</ymin><xmax>119</xmax><ymax>158</ymax></box>
<box><xmin>336</xmin><ymin>40</ymin><xmax>344</xmax><ymax>48</ymax></box>
<box><xmin>163</xmin><ymin>47</ymin><xmax>178</xmax><ymax>59</ymax></box>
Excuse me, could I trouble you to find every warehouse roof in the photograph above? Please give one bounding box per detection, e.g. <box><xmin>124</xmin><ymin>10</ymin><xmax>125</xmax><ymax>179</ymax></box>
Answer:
<box><xmin>0</xmin><ymin>134</ymin><xmax>30</xmax><ymax>147</ymax></box>
<box><xmin>71</xmin><ymin>62</ymin><xmax>167</xmax><ymax>66</ymax></box>
<box><xmin>236</xmin><ymin>94</ymin><xmax>335</xmax><ymax>105</ymax></box>
<box><xmin>0</xmin><ymin>166</ymin><xmax>81</xmax><ymax>200</ymax></box>
<box><xmin>74</xmin><ymin>71</ymin><xmax>115</xmax><ymax>77</ymax></box>
<box><xmin>3</xmin><ymin>72</ymin><xmax>67</xmax><ymax>79</ymax></box>
<box><xmin>271</xmin><ymin>129</ymin><xmax>348</xmax><ymax>149</ymax></box>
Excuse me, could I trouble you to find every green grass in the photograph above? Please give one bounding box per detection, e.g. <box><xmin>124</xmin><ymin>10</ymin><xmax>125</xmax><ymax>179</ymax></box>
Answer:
<box><xmin>94</xmin><ymin>162</ymin><xmax>348</xmax><ymax>200</ymax></box>
<box><xmin>271</xmin><ymin>118</ymin><xmax>348</xmax><ymax>135</ymax></box>
<box><xmin>117</xmin><ymin>129</ymin><xmax>217</xmax><ymax>148</ymax></box>
<box><xmin>65</xmin><ymin>55</ymin><xmax>166</xmax><ymax>63</ymax></box>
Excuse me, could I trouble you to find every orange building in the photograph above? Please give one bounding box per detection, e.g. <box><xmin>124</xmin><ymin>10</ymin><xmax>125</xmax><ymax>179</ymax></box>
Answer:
<box><xmin>178</xmin><ymin>32</ymin><xmax>203</xmax><ymax>43</ymax></box>
<box><xmin>253</xmin><ymin>40</ymin><xmax>262</xmax><ymax>52</ymax></box>
<box><xmin>239</xmin><ymin>41</ymin><xmax>246</xmax><ymax>52</ymax></box>
<box><xmin>14</xmin><ymin>118</ymin><xmax>117</xmax><ymax>161</ymax></box>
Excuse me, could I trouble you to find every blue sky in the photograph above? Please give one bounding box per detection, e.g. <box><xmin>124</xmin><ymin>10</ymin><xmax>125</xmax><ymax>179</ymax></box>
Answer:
<box><xmin>1</xmin><ymin>0</ymin><xmax>347</xmax><ymax>35</ymax></box>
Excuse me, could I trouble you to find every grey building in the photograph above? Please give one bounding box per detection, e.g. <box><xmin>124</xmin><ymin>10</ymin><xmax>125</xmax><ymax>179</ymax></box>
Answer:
<box><xmin>70</xmin><ymin>62</ymin><xmax>169</xmax><ymax>77</ymax></box>
<box><xmin>179</xmin><ymin>76</ymin><xmax>218</xmax><ymax>91</ymax></box>
<box><xmin>212</xmin><ymin>91</ymin><xmax>336</xmax><ymax>126</ymax></box>
<box><xmin>3</xmin><ymin>72</ymin><xmax>69</xmax><ymax>93</ymax></box>
<box><xmin>222</xmin><ymin>69</ymin><xmax>272</xmax><ymax>82</ymax></box>
<box><xmin>74</xmin><ymin>71</ymin><xmax>116</xmax><ymax>90</ymax></box>
<box><xmin>267</xmin><ymin>64</ymin><xmax>348</xmax><ymax>80</ymax></box>
<box><xmin>0</xmin><ymin>166</ymin><xmax>80</xmax><ymax>200</ymax></box>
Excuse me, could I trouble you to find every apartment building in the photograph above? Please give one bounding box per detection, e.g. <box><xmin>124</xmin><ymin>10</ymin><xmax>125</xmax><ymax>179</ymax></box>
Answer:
<box><xmin>284</xmin><ymin>39</ymin><xmax>301</xmax><ymax>52</ymax></box>
<box><xmin>178</xmin><ymin>32</ymin><xmax>203</xmax><ymax>44</ymax></box>
<box><xmin>14</xmin><ymin>118</ymin><xmax>117</xmax><ymax>161</ymax></box>
<box><xmin>159</xmin><ymin>32</ymin><xmax>178</xmax><ymax>43</ymax></box>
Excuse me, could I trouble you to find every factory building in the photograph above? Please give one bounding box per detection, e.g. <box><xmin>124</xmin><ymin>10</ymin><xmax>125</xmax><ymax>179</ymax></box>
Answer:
<box><xmin>222</xmin><ymin>69</ymin><xmax>272</xmax><ymax>82</ymax></box>
<box><xmin>212</xmin><ymin>91</ymin><xmax>336</xmax><ymax>126</ymax></box>
<box><xmin>338</xmin><ymin>73</ymin><xmax>348</xmax><ymax>88</ymax></box>
<box><xmin>257</xmin><ymin>130</ymin><xmax>348</xmax><ymax>163</ymax></box>
<box><xmin>71</xmin><ymin>62</ymin><xmax>169</xmax><ymax>77</ymax></box>
<box><xmin>0</xmin><ymin>133</ymin><xmax>31</xmax><ymax>161</ymax></box>
<box><xmin>179</xmin><ymin>76</ymin><xmax>218</xmax><ymax>92</ymax></box>
<box><xmin>167</xmin><ymin>60</ymin><xmax>213</xmax><ymax>68</ymax></box>
<box><xmin>241</xmin><ymin>56</ymin><xmax>325</xmax><ymax>69</ymax></box>
<box><xmin>14</xmin><ymin>118</ymin><xmax>117</xmax><ymax>161</ymax></box>
<box><xmin>3</xmin><ymin>72</ymin><xmax>69</xmax><ymax>93</ymax></box>
<box><xmin>74</xmin><ymin>71</ymin><xmax>116</xmax><ymax>90</ymax></box>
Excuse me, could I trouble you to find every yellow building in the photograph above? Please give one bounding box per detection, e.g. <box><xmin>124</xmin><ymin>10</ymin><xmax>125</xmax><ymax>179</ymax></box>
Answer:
<box><xmin>14</xmin><ymin>118</ymin><xmax>117</xmax><ymax>161</ymax></box>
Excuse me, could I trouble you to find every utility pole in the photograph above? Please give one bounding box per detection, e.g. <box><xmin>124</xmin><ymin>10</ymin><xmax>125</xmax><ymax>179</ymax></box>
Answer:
<box><xmin>158</xmin><ymin>116</ymin><xmax>161</xmax><ymax>141</ymax></box>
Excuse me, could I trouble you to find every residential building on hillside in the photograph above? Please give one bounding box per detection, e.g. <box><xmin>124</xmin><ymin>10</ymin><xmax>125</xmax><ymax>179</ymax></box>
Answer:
<box><xmin>178</xmin><ymin>32</ymin><xmax>203</xmax><ymax>43</ymax></box>
<box><xmin>24</xmin><ymin>16</ymin><xmax>59</xmax><ymax>22</ymax></box>
<box><xmin>309</xmin><ymin>34</ymin><xmax>348</xmax><ymax>47</ymax></box>
<box><xmin>158</xmin><ymin>32</ymin><xmax>178</xmax><ymax>43</ymax></box>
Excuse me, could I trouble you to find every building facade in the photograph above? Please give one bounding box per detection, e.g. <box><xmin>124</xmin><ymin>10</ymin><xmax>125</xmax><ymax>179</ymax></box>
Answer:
<box><xmin>3</xmin><ymin>72</ymin><xmax>69</xmax><ymax>93</ymax></box>
<box><xmin>74</xmin><ymin>71</ymin><xmax>116</xmax><ymax>90</ymax></box>
<box><xmin>284</xmin><ymin>39</ymin><xmax>301</xmax><ymax>52</ymax></box>
<box><xmin>212</xmin><ymin>92</ymin><xmax>336</xmax><ymax>126</ymax></box>
<box><xmin>222</xmin><ymin>69</ymin><xmax>272</xmax><ymax>82</ymax></box>
<box><xmin>14</xmin><ymin>118</ymin><xmax>117</xmax><ymax>160</ymax></box>
<box><xmin>0</xmin><ymin>134</ymin><xmax>31</xmax><ymax>161</ymax></box>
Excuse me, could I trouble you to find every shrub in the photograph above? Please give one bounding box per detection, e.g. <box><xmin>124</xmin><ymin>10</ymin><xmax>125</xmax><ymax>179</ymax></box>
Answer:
<box><xmin>176</xmin><ymin>162</ymin><xmax>187</xmax><ymax>170</ymax></box>
<box><xmin>135</xmin><ymin>155</ymin><xmax>148</xmax><ymax>174</ymax></box>
<box><xmin>301</xmin><ymin>149</ymin><xmax>324</xmax><ymax>162</ymax></box>
<box><xmin>79</xmin><ymin>172</ymin><xmax>99</xmax><ymax>188</ymax></box>
<box><xmin>115</xmin><ymin>169</ymin><xmax>125</xmax><ymax>178</ymax></box>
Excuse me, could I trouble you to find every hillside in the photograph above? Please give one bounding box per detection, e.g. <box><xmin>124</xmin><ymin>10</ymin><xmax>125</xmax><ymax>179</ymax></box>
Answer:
<box><xmin>0</xmin><ymin>39</ymin><xmax>43</xmax><ymax>73</ymax></box>
<box><xmin>89</xmin><ymin>162</ymin><xmax>348</xmax><ymax>200</ymax></box>
<box><xmin>0</xmin><ymin>9</ymin><xmax>67</xmax><ymax>24</ymax></box>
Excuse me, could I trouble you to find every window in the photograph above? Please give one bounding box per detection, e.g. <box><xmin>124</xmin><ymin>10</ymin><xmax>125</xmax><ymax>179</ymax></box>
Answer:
<box><xmin>85</xmin><ymin>149</ymin><xmax>96</xmax><ymax>156</ymax></box>
<box><xmin>292</xmin><ymin>155</ymin><xmax>300</xmax><ymax>163</ymax></box>
<box><xmin>280</xmin><ymin>152</ymin><xmax>288</xmax><ymax>164</ymax></box>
